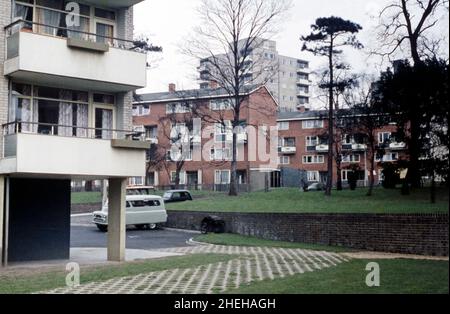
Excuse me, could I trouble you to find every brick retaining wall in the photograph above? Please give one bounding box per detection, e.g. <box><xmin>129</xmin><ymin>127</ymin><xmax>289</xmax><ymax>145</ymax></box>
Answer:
<box><xmin>71</xmin><ymin>203</ymin><xmax>102</xmax><ymax>214</ymax></box>
<box><xmin>166</xmin><ymin>211</ymin><xmax>449</xmax><ymax>256</ymax></box>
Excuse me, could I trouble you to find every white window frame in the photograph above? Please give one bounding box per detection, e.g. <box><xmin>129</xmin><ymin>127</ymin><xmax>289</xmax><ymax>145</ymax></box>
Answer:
<box><xmin>277</xmin><ymin>121</ymin><xmax>290</xmax><ymax>131</ymax></box>
<box><xmin>303</xmin><ymin>120</ymin><xmax>324</xmax><ymax>129</ymax></box>
<box><xmin>378</xmin><ymin>132</ymin><xmax>392</xmax><ymax>144</ymax></box>
<box><xmin>307</xmin><ymin>171</ymin><xmax>320</xmax><ymax>182</ymax></box>
<box><xmin>278</xmin><ymin>156</ymin><xmax>290</xmax><ymax>165</ymax></box>
<box><xmin>303</xmin><ymin>155</ymin><xmax>325</xmax><ymax>164</ymax></box>
<box><xmin>342</xmin><ymin>154</ymin><xmax>361</xmax><ymax>163</ymax></box>
<box><xmin>306</xmin><ymin>136</ymin><xmax>319</xmax><ymax>147</ymax></box>
<box><xmin>210</xmin><ymin>98</ymin><xmax>235</xmax><ymax>111</ymax></box>
<box><xmin>376</xmin><ymin>152</ymin><xmax>399</xmax><ymax>162</ymax></box>
<box><xmin>215</xmin><ymin>170</ymin><xmax>231</xmax><ymax>184</ymax></box>
<box><xmin>170</xmin><ymin>171</ymin><xmax>187</xmax><ymax>185</ymax></box>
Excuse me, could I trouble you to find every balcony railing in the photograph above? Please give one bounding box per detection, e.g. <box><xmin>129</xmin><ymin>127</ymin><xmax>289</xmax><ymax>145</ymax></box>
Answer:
<box><xmin>3</xmin><ymin>121</ymin><xmax>138</xmax><ymax>142</ymax></box>
<box><xmin>5</xmin><ymin>19</ymin><xmax>145</xmax><ymax>53</ymax></box>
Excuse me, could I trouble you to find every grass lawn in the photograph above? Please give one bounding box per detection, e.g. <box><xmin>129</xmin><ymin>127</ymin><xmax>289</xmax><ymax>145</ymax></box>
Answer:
<box><xmin>71</xmin><ymin>192</ymin><xmax>102</xmax><ymax>205</ymax></box>
<box><xmin>0</xmin><ymin>254</ymin><xmax>234</xmax><ymax>294</ymax></box>
<box><xmin>194</xmin><ymin>233</ymin><xmax>354</xmax><ymax>253</ymax></box>
<box><xmin>166</xmin><ymin>187</ymin><xmax>449</xmax><ymax>214</ymax></box>
<box><xmin>227</xmin><ymin>258</ymin><xmax>449</xmax><ymax>294</ymax></box>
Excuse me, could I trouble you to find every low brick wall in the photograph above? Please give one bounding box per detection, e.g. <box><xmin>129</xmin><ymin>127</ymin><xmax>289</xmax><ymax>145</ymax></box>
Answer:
<box><xmin>166</xmin><ymin>211</ymin><xmax>449</xmax><ymax>256</ymax></box>
<box><xmin>71</xmin><ymin>203</ymin><xmax>102</xmax><ymax>214</ymax></box>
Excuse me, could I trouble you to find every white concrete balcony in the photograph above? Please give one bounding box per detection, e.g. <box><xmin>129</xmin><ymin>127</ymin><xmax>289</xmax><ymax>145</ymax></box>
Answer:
<box><xmin>389</xmin><ymin>142</ymin><xmax>407</xmax><ymax>150</ymax></box>
<box><xmin>82</xmin><ymin>0</ymin><xmax>145</xmax><ymax>8</ymax></box>
<box><xmin>297</xmin><ymin>67</ymin><xmax>311</xmax><ymax>74</ymax></box>
<box><xmin>145</xmin><ymin>137</ymin><xmax>159</xmax><ymax>145</ymax></box>
<box><xmin>296</xmin><ymin>79</ymin><xmax>311</xmax><ymax>86</ymax></box>
<box><xmin>1</xmin><ymin>122</ymin><xmax>149</xmax><ymax>179</ymax></box>
<box><xmin>352</xmin><ymin>144</ymin><xmax>368</xmax><ymax>151</ymax></box>
<box><xmin>316</xmin><ymin>144</ymin><xmax>329</xmax><ymax>153</ymax></box>
<box><xmin>297</xmin><ymin>90</ymin><xmax>309</xmax><ymax>97</ymax></box>
<box><xmin>280</xmin><ymin>146</ymin><xmax>297</xmax><ymax>154</ymax></box>
<box><xmin>4</xmin><ymin>22</ymin><xmax>147</xmax><ymax>93</ymax></box>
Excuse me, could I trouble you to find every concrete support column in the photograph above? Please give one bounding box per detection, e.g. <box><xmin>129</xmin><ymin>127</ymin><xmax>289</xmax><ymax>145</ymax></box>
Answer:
<box><xmin>0</xmin><ymin>176</ymin><xmax>5</xmax><ymax>267</ymax></box>
<box><xmin>107</xmin><ymin>178</ymin><xmax>127</xmax><ymax>262</ymax></box>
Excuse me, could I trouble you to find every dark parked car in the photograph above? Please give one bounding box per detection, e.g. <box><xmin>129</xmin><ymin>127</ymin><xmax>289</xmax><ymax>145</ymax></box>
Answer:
<box><xmin>163</xmin><ymin>190</ymin><xmax>193</xmax><ymax>203</ymax></box>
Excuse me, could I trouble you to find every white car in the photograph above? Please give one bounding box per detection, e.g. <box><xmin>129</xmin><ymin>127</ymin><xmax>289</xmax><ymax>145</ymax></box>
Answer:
<box><xmin>93</xmin><ymin>195</ymin><xmax>167</xmax><ymax>232</ymax></box>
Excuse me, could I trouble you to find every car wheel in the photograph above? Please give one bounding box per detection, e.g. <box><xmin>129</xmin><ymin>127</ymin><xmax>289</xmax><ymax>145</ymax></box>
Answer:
<box><xmin>148</xmin><ymin>223</ymin><xmax>158</xmax><ymax>230</ymax></box>
<box><xmin>97</xmin><ymin>224</ymin><xmax>108</xmax><ymax>233</ymax></box>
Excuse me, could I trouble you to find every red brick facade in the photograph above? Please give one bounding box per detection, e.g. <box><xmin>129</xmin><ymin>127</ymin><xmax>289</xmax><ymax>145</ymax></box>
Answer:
<box><xmin>133</xmin><ymin>86</ymin><xmax>408</xmax><ymax>190</ymax></box>
<box><xmin>133</xmin><ymin>86</ymin><xmax>278</xmax><ymax>190</ymax></box>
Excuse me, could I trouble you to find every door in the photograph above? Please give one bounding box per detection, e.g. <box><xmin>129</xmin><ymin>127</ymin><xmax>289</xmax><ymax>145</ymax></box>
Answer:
<box><xmin>187</xmin><ymin>172</ymin><xmax>198</xmax><ymax>187</ymax></box>
<box><xmin>94</xmin><ymin>107</ymin><xmax>114</xmax><ymax>139</ymax></box>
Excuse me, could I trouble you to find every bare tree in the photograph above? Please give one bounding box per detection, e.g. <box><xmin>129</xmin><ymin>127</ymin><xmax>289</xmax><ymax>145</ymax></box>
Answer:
<box><xmin>375</xmin><ymin>0</ymin><xmax>449</xmax><ymax>65</ymax></box>
<box><xmin>158</xmin><ymin>104</ymin><xmax>197</xmax><ymax>189</ymax></box>
<box><xmin>301</xmin><ymin>17</ymin><xmax>363</xmax><ymax>196</ymax></box>
<box><xmin>183</xmin><ymin>0</ymin><xmax>291</xmax><ymax>196</ymax></box>
<box><xmin>343</xmin><ymin>75</ymin><xmax>391</xmax><ymax>196</ymax></box>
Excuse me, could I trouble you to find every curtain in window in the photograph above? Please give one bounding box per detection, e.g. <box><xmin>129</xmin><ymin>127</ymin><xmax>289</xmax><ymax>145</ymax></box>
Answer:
<box><xmin>32</xmin><ymin>99</ymin><xmax>39</xmax><ymax>133</ymax></box>
<box><xmin>20</xmin><ymin>98</ymin><xmax>32</xmax><ymax>133</ymax></box>
<box><xmin>101</xmin><ymin>109</ymin><xmax>113</xmax><ymax>140</ymax></box>
<box><xmin>8</xmin><ymin>95</ymin><xmax>17</xmax><ymax>134</ymax></box>
<box><xmin>68</xmin><ymin>16</ymin><xmax>90</xmax><ymax>40</ymax></box>
<box><xmin>96</xmin><ymin>23</ymin><xmax>114</xmax><ymax>45</ymax></box>
<box><xmin>58</xmin><ymin>90</ymin><xmax>73</xmax><ymax>136</ymax></box>
<box><xmin>76</xmin><ymin>104</ymin><xmax>88</xmax><ymax>138</ymax></box>
<box><xmin>36</xmin><ymin>8</ymin><xmax>61</xmax><ymax>36</ymax></box>
<box><xmin>13</xmin><ymin>4</ymin><xmax>31</xmax><ymax>32</ymax></box>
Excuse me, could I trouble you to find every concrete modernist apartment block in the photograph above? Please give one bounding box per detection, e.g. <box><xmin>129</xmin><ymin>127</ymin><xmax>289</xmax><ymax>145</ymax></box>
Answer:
<box><xmin>0</xmin><ymin>0</ymin><xmax>147</xmax><ymax>265</ymax></box>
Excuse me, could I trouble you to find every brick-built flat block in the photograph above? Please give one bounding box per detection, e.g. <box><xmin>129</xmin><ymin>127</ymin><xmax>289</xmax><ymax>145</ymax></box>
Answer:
<box><xmin>108</xmin><ymin>178</ymin><xmax>127</xmax><ymax>262</ymax></box>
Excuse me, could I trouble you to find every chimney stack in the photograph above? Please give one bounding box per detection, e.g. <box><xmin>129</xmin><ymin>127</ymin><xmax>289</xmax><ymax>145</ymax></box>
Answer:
<box><xmin>169</xmin><ymin>83</ymin><xmax>176</xmax><ymax>92</ymax></box>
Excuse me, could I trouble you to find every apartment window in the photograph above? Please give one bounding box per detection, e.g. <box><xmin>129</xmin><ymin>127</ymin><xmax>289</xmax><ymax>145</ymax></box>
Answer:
<box><xmin>378</xmin><ymin>132</ymin><xmax>392</xmax><ymax>144</ymax></box>
<box><xmin>145</xmin><ymin>126</ymin><xmax>158</xmax><ymax>139</ymax></box>
<box><xmin>129</xmin><ymin>177</ymin><xmax>144</xmax><ymax>186</ymax></box>
<box><xmin>9</xmin><ymin>83</ymin><xmax>93</xmax><ymax>137</ymax></box>
<box><xmin>210</xmin><ymin>98</ymin><xmax>235</xmax><ymax>111</ymax></box>
<box><xmin>307</xmin><ymin>171</ymin><xmax>320</xmax><ymax>182</ymax></box>
<box><xmin>278</xmin><ymin>156</ymin><xmax>290</xmax><ymax>165</ymax></box>
<box><xmin>170</xmin><ymin>171</ymin><xmax>187</xmax><ymax>185</ymax></box>
<box><xmin>94</xmin><ymin>8</ymin><xmax>116</xmax><ymax>20</ymax></box>
<box><xmin>211</xmin><ymin>146</ymin><xmax>232</xmax><ymax>161</ymax></box>
<box><xmin>12</xmin><ymin>1</ymin><xmax>117</xmax><ymax>43</ymax></box>
<box><xmin>215</xmin><ymin>170</ymin><xmax>231</xmax><ymax>184</ymax></box>
<box><xmin>279</xmin><ymin>137</ymin><xmax>295</xmax><ymax>148</ymax></box>
<box><xmin>298</xmin><ymin>73</ymin><xmax>309</xmax><ymax>80</ymax></box>
<box><xmin>215</xmin><ymin>121</ymin><xmax>232</xmax><ymax>143</ymax></box>
<box><xmin>132</xmin><ymin>104</ymin><xmax>150</xmax><ymax>117</ymax></box>
<box><xmin>342</xmin><ymin>154</ymin><xmax>361</xmax><ymax>163</ymax></box>
<box><xmin>298</xmin><ymin>97</ymin><xmax>309</xmax><ymax>105</ymax></box>
<box><xmin>376</xmin><ymin>153</ymin><xmax>399</xmax><ymax>162</ymax></box>
<box><xmin>303</xmin><ymin>155</ymin><xmax>325</xmax><ymax>164</ymax></box>
<box><xmin>303</xmin><ymin>120</ymin><xmax>324</xmax><ymax>129</ymax></box>
<box><xmin>298</xmin><ymin>86</ymin><xmax>309</xmax><ymax>93</ymax></box>
<box><xmin>93</xmin><ymin>93</ymin><xmax>115</xmax><ymax>105</ymax></box>
<box><xmin>277</xmin><ymin>121</ymin><xmax>289</xmax><ymax>131</ymax></box>
<box><xmin>306</xmin><ymin>136</ymin><xmax>319</xmax><ymax>146</ymax></box>
<box><xmin>166</xmin><ymin>102</ymin><xmax>191</xmax><ymax>114</ymax></box>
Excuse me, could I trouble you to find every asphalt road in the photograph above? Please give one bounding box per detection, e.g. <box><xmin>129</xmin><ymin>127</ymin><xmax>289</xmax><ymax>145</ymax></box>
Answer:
<box><xmin>71</xmin><ymin>215</ymin><xmax>197</xmax><ymax>250</ymax></box>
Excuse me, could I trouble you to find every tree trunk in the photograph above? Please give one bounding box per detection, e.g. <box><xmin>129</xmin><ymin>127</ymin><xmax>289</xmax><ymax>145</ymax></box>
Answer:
<box><xmin>408</xmin><ymin>118</ymin><xmax>422</xmax><ymax>188</ymax></box>
<box><xmin>85</xmin><ymin>180</ymin><xmax>93</xmax><ymax>192</ymax></box>
<box><xmin>325</xmin><ymin>40</ymin><xmax>334</xmax><ymax>196</ymax></box>
<box><xmin>367</xmin><ymin>151</ymin><xmax>375</xmax><ymax>197</ymax></box>
<box><xmin>336</xmin><ymin>162</ymin><xmax>342</xmax><ymax>191</ymax></box>
<box><xmin>431</xmin><ymin>172</ymin><xmax>436</xmax><ymax>204</ymax></box>
<box><xmin>229</xmin><ymin>131</ymin><xmax>238</xmax><ymax>196</ymax></box>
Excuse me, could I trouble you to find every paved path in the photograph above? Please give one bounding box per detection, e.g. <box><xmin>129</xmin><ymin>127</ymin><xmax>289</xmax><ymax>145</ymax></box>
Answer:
<box><xmin>43</xmin><ymin>244</ymin><xmax>350</xmax><ymax>294</ymax></box>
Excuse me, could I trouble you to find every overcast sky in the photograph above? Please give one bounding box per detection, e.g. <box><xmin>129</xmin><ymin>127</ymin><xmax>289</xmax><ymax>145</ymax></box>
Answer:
<box><xmin>134</xmin><ymin>0</ymin><xmax>449</xmax><ymax>95</ymax></box>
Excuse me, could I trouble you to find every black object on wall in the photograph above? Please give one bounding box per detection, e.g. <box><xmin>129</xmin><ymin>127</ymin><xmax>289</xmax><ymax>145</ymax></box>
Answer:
<box><xmin>8</xmin><ymin>178</ymin><xmax>71</xmax><ymax>262</ymax></box>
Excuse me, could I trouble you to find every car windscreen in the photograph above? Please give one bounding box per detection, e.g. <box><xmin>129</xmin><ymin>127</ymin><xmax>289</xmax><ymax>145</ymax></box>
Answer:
<box><xmin>163</xmin><ymin>192</ymin><xmax>172</xmax><ymax>198</ymax></box>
